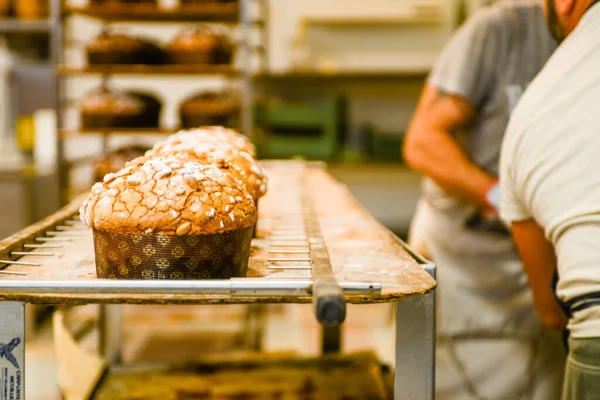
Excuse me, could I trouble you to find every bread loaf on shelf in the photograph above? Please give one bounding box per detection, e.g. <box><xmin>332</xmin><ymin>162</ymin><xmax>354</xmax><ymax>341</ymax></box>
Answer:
<box><xmin>93</xmin><ymin>146</ymin><xmax>150</xmax><ymax>182</ymax></box>
<box><xmin>179</xmin><ymin>91</ymin><xmax>239</xmax><ymax>128</ymax></box>
<box><xmin>89</xmin><ymin>0</ymin><xmax>157</xmax><ymax>4</ymax></box>
<box><xmin>86</xmin><ymin>32</ymin><xmax>167</xmax><ymax>66</ymax></box>
<box><xmin>14</xmin><ymin>0</ymin><xmax>48</xmax><ymax>19</ymax></box>
<box><xmin>167</xmin><ymin>25</ymin><xmax>233</xmax><ymax>65</ymax></box>
<box><xmin>0</xmin><ymin>0</ymin><xmax>10</xmax><ymax>17</ymax></box>
<box><xmin>80</xmin><ymin>87</ymin><xmax>162</xmax><ymax>129</ymax></box>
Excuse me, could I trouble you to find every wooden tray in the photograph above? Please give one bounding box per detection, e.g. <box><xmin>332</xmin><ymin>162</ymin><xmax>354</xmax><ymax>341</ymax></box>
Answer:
<box><xmin>91</xmin><ymin>352</ymin><xmax>391</xmax><ymax>400</ymax></box>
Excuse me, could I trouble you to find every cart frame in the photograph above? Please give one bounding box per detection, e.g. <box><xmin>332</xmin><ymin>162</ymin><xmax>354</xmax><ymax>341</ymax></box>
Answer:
<box><xmin>0</xmin><ymin>163</ymin><xmax>436</xmax><ymax>399</ymax></box>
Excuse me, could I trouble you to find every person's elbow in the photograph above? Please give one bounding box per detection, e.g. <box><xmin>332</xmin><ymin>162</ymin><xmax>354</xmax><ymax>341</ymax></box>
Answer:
<box><xmin>403</xmin><ymin>127</ymin><xmax>430</xmax><ymax>172</ymax></box>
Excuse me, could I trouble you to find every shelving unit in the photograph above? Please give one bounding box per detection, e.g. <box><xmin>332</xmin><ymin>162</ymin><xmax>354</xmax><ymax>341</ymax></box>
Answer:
<box><xmin>64</xmin><ymin>2</ymin><xmax>239</xmax><ymax>22</ymax></box>
<box><xmin>257</xmin><ymin>69</ymin><xmax>430</xmax><ymax>81</ymax></box>
<box><xmin>52</xmin><ymin>0</ymin><xmax>268</xmax><ymax>205</ymax></box>
<box><xmin>59</xmin><ymin>127</ymin><xmax>175</xmax><ymax>138</ymax></box>
<box><xmin>56</xmin><ymin>64</ymin><xmax>239</xmax><ymax>76</ymax></box>
<box><xmin>0</xmin><ymin>18</ymin><xmax>51</xmax><ymax>33</ymax></box>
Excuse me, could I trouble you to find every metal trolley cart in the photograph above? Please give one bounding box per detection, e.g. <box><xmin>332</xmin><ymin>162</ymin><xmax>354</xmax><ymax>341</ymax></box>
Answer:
<box><xmin>0</xmin><ymin>161</ymin><xmax>436</xmax><ymax>399</ymax></box>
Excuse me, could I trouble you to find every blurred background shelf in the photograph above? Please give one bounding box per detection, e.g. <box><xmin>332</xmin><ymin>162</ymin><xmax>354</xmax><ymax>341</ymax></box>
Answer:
<box><xmin>60</xmin><ymin>128</ymin><xmax>176</xmax><ymax>137</ymax></box>
<box><xmin>56</xmin><ymin>64</ymin><xmax>239</xmax><ymax>76</ymax></box>
<box><xmin>64</xmin><ymin>3</ymin><xmax>239</xmax><ymax>22</ymax></box>
<box><xmin>303</xmin><ymin>14</ymin><xmax>445</xmax><ymax>26</ymax></box>
<box><xmin>0</xmin><ymin>19</ymin><xmax>51</xmax><ymax>34</ymax></box>
<box><xmin>257</xmin><ymin>70</ymin><xmax>430</xmax><ymax>81</ymax></box>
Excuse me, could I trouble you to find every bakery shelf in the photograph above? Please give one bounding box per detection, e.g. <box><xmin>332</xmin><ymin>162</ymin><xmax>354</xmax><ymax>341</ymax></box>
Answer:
<box><xmin>64</xmin><ymin>3</ymin><xmax>239</xmax><ymax>23</ymax></box>
<box><xmin>60</xmin><ymin>128</ymin><xmax>175</xmax><ymax>137</ymax></box>
<box><xmin>0</xmin><ymin>18</ymin><xmax>51</xmax><ymax>33</ymax></box>
<box><xmin>256</xmin><ymin>69</ymin><xmax>430</xmax><ymax>81</ymax></box>
<box><xmin>57</xmin><ymin>64</ymin><xmax>238</xmax><ymax>76</ymax></box>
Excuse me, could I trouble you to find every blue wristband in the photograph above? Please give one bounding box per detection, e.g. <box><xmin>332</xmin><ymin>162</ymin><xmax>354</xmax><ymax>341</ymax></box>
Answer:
<box><xmin>486</xmin><ymin>183</ymin><xmax>501</xmax><ymax>211</ymax></box>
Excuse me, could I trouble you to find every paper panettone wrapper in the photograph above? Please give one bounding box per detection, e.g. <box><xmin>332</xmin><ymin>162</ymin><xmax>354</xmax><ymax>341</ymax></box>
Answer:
<box><xmin>93</xmin><ymin>227</ymin><xmax>253</xmax><ymax>280</ymax></box>
<box><xmin>252</xmin><ymin>198</ymin><xmax>259</xmax><ymax>238</ymax></box>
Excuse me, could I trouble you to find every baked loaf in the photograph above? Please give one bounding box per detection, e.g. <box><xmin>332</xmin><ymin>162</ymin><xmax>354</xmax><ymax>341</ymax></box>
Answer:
<box><xmin>81</xmin><ymin>88</ymin><xmax>162</xmax><ymax>129</ymax></box>
<box><xmin>181</xmin><ymin>0</ymin><xmax>236</xmax><ymax>3</ymax></box>
<box><xmin>86</xmin><ymin>32</ymin><xmax>166</xmax><ymax>65</ymax></box>
<box><xmin>93</xmin><ymin>145</ymin><xmax>150</xmax><ymax>182</ymax></box>
<box><xmin>15</xmin><ymin>0</ymin><xmax>48</xmax><ymax>19</ymax></box>
<box><xmin>146</xmin><ymin>141</ymin><xmax>267</xmax><ymax>200</ymax></box>
<box><xmin>90</xmin><ymin>0</ymin><xmax>157</xmax><ymax>4</ymax></box>
<box><xmin>179</xmin><ymin>91</ymin><xmax>238</xmax><ymax>129</ymax></box>
<box><xmin>167</xmin><ymin>25</ymin><xmax>233</xmax><ymax>65</ymax></box>
<box><xmin>161</xmin><ymin>127</ymin><xmax>256</xmax><ymax>157</ymax></box>
<box><xmin>81</xmin><ymin>157</ymin><xmax>257</xmax><ymax>235</ymax></box>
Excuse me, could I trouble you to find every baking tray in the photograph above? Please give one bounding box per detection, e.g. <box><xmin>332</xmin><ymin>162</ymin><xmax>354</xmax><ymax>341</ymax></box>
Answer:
<box><xmin>0</xmin><ymin>161</ymin><xmax>435</xmax><ymax>305</ymax></box>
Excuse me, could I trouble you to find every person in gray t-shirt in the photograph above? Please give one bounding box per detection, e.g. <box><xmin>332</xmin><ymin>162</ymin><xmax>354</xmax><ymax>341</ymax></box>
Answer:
<box><xmin>404</xmin><ymin>1</ymin><xmax>565</xmax><ymax>398</ymax></box>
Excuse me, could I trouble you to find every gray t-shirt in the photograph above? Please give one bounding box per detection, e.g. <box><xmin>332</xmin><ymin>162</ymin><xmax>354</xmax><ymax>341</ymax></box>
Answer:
<box><xmin>419</xmin><ymin>0</ymin><xmax>557</xmax><ymax>335</ymax></box>
<box><xmin>423</xmin><ymin>0</ymin><xmax>556</xmax><ymax>251</ymax></box>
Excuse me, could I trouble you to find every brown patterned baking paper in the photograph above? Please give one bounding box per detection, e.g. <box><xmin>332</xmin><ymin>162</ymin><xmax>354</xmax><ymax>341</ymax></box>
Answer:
<box><xmin>93</xmin><ymin>228</ymin><xmax>253</xmax><ymax>280</ymax></box>
<box><xmin>252</xmin><ymin>199</ymin><xmax>259</xmax><ymax>238</ymax></box>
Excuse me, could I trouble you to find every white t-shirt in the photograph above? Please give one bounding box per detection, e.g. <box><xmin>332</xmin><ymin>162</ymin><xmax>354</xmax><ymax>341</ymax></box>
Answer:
<box><xmin>500</xmin><ymin>2</ymin><xmax>600</xmax><ymax>338</ymax></box>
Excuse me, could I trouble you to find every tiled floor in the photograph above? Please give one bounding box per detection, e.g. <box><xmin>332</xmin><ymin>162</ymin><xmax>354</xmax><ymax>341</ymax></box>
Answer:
<box><xmin>26</xmin><ymin>303</ymin><xmax>396</xmax><ymax>400</ymax></box>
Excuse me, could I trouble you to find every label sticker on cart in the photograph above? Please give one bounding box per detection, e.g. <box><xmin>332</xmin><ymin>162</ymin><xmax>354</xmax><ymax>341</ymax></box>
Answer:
<box><xmin>0</xmin><ymin>303</ymin><xmax>24</xmax><ymax>400</ymax></box>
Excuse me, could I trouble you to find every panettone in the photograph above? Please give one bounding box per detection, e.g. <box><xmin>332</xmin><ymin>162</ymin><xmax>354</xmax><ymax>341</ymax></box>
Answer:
<box><xmin>15</xmin><ymin>0</ymin><xmax>48</xmax><ymax>19</ymax></box>
<box><xmin>80</xmin><ymin>157</ymin><xmax>257</xmax><ymax>279</ymax></box>
<box><xmin>90</xmin><ymin>0</ymin><xmax>157</xmax><ymax>4</ymax></box>
<box><xmin>167</xmin><ymin>25</ymin><xmax>233</xmax><ymax>65</ymax></box>
<box><xmin>179</xmin><ymin>91</ymin><xmax>238</xmax><ymax>129</ymax></box>
<box><xmin>146</xmin><ymin>141</ymin><xmax>267</xmax><ymax>200</ymax></box>
<box><xmin>81</xmin><ymin>88</ymin><xmax>162</xmax><ymax>129</ymax></box>
<box><xmin>0</xmin><ymin>0</ymin><xmax>9</xmax><ymax>17</ymax></box>
<box><xmin>93</xmin><ymin>145</ymin><xmax>150</xmax><ymax>182</ymax></box>
<box><xmin>86</xmin><ymin>32</ymin><xmax>166</xmax><ymax>65</ymax></box>
<box><xmin>161</xmin><ymin>127</ymin><xmax>256</xmax><ymax>158</ymax></box>
<box><xmin>181</xmin><ymin>0</ymin><xmax>236</xmax><ymax>3</ymax></box>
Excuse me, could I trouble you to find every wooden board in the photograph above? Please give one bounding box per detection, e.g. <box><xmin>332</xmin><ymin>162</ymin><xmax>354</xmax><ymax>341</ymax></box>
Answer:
<box><xmin>0</xmin><ymin>161</ymin><xmax>435</xmax><ymax>305</ymax></box>
<box><xmin>65</xmin><ymin>3</ymin><xmax>239</xmax><ymax>23</ymax></box>
<box><xmin>92</xmin><ymin>351</ymin><xmax>390</xmax><ymax>400</ymax></box>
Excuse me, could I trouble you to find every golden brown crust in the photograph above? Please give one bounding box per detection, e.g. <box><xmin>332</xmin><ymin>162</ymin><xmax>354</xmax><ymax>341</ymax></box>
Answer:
<box><xmin>86</xmin><ymin>33</ymin><xmax>146</xmax><ymax>53</ymax></box>
<box><xmin>80</xmin><ymin>157</ymin><xmax>257</xmax><ymax>235</ymax></box>
<box><xmin>146</xmin><ymin>141</ymin><xmax>267</xmax><ymax>199</ymax></box>
<box><xmin>81</xmin><ymin>89</ymin><xmax>142</xmax><ymax>115</ymax></box>
<box><xmin>167</xmin><ymin>26</ymin><xmax>231</xmax><ymax>52</ymax></box>
<box><xmin>179</xmin><ymin>92</ymin><xmax>238</xmax><ymax>116</ymax></box>
<box><xmin>161</xmin><ymin>127</ymin><xmax>256</xmax><ymax>157</ymax></box>
<box><xmin>93</xmin><ymin>146</ymin><xmax>149</xmax><ymax>182</ymax></box>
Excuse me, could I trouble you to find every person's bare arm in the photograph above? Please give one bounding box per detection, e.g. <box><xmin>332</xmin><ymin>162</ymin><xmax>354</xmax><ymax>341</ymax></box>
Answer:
<box><xmin>403</xmin><ymin>84</ymin><xmax>497</xmax><ymax>207</ymax></box>
<box><xmin>511</xmin><ymin>218</ymin><xmax>567</xmax><ymax>331</ymax></box>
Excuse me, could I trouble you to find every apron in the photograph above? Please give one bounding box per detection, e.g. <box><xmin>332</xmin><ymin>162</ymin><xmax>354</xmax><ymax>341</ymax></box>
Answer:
<box><xmin>423</xmin><ymin>199</ymin><xmax>541</xmax><ymax>337</ymax></box>
<box><xmin>409</xmin><ymin>197</ymin><xmax>565</xmax><ymax>399</ymax></box>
